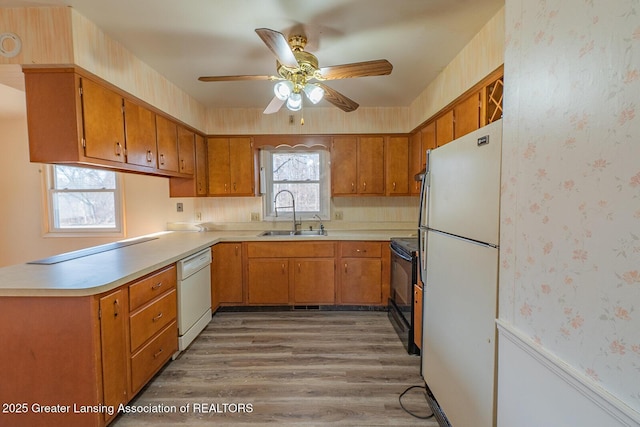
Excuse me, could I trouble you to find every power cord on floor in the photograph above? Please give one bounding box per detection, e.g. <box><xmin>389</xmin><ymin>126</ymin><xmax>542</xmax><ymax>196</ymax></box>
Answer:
<box><xmin>399</xmin><ymin>385</ymin><xmax>434</xmax><ymax>419</ymax></box>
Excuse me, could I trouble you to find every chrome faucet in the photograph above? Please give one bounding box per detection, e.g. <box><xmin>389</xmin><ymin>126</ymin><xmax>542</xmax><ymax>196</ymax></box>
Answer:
<box><xmin>313</xmin><ymin>214</ymin><xmax>325</xmax><ymax>232</ymax></box>
<box><xmin>274</xmin><ymin>189</ymin><xmax>301</xmax><ymax>233</ymax></box>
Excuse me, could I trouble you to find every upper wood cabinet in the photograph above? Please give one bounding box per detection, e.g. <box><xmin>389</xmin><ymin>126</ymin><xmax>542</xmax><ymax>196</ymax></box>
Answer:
<box><xmin>81</xmin><ymin>78</ymin><xmax>126</xmax><ymax>163</ymax></box>
<box><xmin>156</xmin><ymin>115</ymin><xmax>179</xmax><ymax>173</ymax></box>
<box><xmin>23</xmin><ymin>67</ymin><xmax>194</xmax><ymax>178</ymax></box>
<box><xmin>177</xmin><ymin>126</ymin><xmax>195</xmax><ymax>175</ymax></box>
<box><xmin>454</xmin><ymin>91</ymin><xmax>481</xmax><ymax>139</ymax></box>
<box><xmin>332</xmin><ymin>136</ymin><xmax>384</xmax><ymax>196</ymax></box>
<box><xmin>385</xmin><ymin>136</ymin><xmax>410</xmax><ymax>196</ymax></box>
<box><xmin>207</xmin><ymin>137</ymin><xmax>256</xmax><ymax>196</ymax></box>
<box><xmin>409</xmin><ymin>123</ymin><xmax>436</xmax><ymax>195</ymax></box>
<box><xmin>124</xmin><ymin>99</ymin><xmax>157</xmax><ymax>168</ymax></box>
<box><xmin>436</xmin><ymin>110</ymin><xmax>454</xmax><ymax>147</ymax></box>
<box><xmin>169</xmin><ymin>133</ymin><xmax>208</xmax><ymax>197</ymax></box>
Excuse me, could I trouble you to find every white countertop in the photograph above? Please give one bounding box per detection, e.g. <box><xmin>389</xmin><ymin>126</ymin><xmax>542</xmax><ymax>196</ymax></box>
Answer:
<box><xmin>0</xmin><ymin>229</ymin><xmax>415</xmax><ymax>297</ymax></box>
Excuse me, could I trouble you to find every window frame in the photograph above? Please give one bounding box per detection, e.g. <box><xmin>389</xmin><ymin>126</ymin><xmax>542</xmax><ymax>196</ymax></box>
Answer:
<box><xmin>261</xmin><ymin>147</ymin><xmax>331</xmax><ymax>221</ymax></box>
<box><xmin>42</xmin><ymin>164</ymin><xmax>125</xmax><ymax>237</ymax></box>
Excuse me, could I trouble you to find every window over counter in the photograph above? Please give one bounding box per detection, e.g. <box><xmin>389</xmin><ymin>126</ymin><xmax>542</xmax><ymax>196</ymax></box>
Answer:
<box><xmin>260</xmin><ymin>148</ymin><xmax>330</xmax><ymax>221</ymax></box>
<box><xmin>44</xmin><ymin>165</ymin><xmax>124</xmax><ymax>236</ymax></box>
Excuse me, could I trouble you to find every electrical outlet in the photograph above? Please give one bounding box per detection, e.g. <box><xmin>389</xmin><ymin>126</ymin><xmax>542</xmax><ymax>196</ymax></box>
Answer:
<box><xmin>334</xmin><ymin>211</ymin><xmax>344</xmax><ymax>220</ymax></box>
<box><xmin>250</xmin><ymin>212</ymin><xmax>260</xmax><ymax>221</ymax></box>
<box><xmin>176</xmin><ymin>202</ymin><xmax>183</xmax><ymax>212</ymax></box>
<box><xmin>195</xmin><ymin>212</ymin><xmax>202</xmax><ymax>221</ymax></box>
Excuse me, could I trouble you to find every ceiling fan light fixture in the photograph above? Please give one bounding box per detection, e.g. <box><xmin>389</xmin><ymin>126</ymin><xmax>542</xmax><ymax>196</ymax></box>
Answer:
<box><xmin>274</xmin><ymin>80</ymin><xmax>293</xmax><ymax>100</ymax></box>
<box><xmin>286</xmin><ymin>92</ymin><xmax>302</xmax><ymax>111</ymax></box>
<box><xmin>303</xmin><ymin>83</ymin><xmax>324</xmax><ymax>104</ymax></box>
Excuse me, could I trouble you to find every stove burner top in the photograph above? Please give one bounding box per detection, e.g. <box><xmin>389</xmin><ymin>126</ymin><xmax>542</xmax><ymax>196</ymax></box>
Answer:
<box><xmin>390</xmin><ymin>237</ymin><xmax>419</xmax><ymax>260</ymax></box>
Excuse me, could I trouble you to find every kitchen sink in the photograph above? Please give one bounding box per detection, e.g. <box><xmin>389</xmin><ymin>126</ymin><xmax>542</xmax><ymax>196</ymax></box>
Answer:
<box><xmin>259</xmin><ymin>230</ymin><xmax>327</xmax><ymax>237</ymax></box>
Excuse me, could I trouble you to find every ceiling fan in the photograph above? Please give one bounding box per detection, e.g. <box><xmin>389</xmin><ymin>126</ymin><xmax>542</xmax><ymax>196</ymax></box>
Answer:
<box><xmin>198</xmin><ymin>28</ymin><xmax>393</xmax><ymax>114</ymax></box>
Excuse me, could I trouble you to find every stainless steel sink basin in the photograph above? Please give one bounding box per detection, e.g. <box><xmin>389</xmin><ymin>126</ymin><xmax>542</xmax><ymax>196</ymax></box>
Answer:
<box><xmin>259</xmin><ymin>230</ymin><xmax>327</xmax><ymax>237</ymax></box>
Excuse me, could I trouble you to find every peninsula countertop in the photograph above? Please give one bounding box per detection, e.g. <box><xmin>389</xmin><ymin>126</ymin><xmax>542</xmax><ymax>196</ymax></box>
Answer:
<box><xmin>0</xmin><ymin>229</ymin><xmax>415</xmax><ymax>297</ymax></box>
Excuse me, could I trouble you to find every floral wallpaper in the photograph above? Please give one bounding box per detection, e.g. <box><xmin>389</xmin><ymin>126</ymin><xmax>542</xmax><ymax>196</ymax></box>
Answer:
<box><xmin>500</xmin><ymin>0</ymin><xmax>640</xmax><ymax>411</ymax></box>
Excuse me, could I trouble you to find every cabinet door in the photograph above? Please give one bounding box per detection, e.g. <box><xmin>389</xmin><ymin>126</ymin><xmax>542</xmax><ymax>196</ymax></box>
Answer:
<box><xmin>436</xmin><ymin>110</ymin><xmax>454</xmax><ymax>147</ymax></box>
<box><xmin>99</xmin><ymin>288</ymin><xmax>128</xmax><ymax>416</ymax></box>
<box><xmin>409</xmin><ymin>131</ymin><xmax>422</xmax><ymax>196</ymax></box>
<box><xmin>385</xmin><ymin>136</ymin><xmax>409</xmax><ymax>196</ymax></box>
<box><xmin>124</xmin><ymin>99</ymin><xmax>157</xmax><ymax>168</ymax></box>
<box><xmin>454</xmin><ymin>92</ymin><xmax>481</xmax><ymax>139</ymax></box>
<box><xmin>229</xmin><ymin>137</ymin><xmax>254</xmax><ymax>195</ymax></box>
<box><xmin>331</xmin><ymin>136</ymin><xmax>358</xmax><ymax>195</ymax></box>
<box><xmin>413</xmin><ymin>284</ymin><xmax>423</xmax><ymax>350</ymax></box>
<box><xmin>340</xmin><ymin>258</ymin><xmax>382</xmax><ymax>304</ymax></box>
<box><xmin>293</xmin><ymin>259</ymin><xmax>335</xmax><ymax>304</ymax></box>
<box><xmin>212</xmin><ymin>243</ymin><xmax>244</xmax><ymax>307</ymax></box>
<box><xmin>358</xmin><ymin>136</ymin><xmax>385</xmax><ymax>195</ymax></box>
<box><xmin>195</xmin><ymin>134</ymin><xmax>208</xmax><ymax>196</ymax></box>
<box><xmin>177</xmin><ymin>126</ymin><xmax>195</xmax><ymax>175</ymax></box>
<box><xmin>247</xmin><ymin>259</ymin><xmax>289</xmax><ymax>304</ymax></box>
<box><xmin>156</xmin><ymin>115</ymin><xmax>179</xmax><ymax>172</ymax></box>
<box><xmin>207</xmin><ymin>137</ymin><xmax>231</xmax><ymax>195</ymax></box>
<box><xmin>81</xmin><ymin>78</ymin><xmax>125</xmax><ymax>163</ymax></box>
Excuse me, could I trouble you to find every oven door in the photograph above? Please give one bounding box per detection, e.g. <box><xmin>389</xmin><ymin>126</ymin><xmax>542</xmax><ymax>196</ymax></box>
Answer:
<box><xmin>390</xmin><ymin>248</ymin><xmax>413</xmax><ymax>326</ymax></box>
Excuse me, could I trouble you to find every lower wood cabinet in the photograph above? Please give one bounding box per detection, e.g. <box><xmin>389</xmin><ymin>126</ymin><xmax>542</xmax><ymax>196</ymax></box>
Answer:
<box><xmin>241</xmin><ymin>241</ymin><xmax>388</xmax><ymax>307</ymax></box>
<box><xmin>211</xmin><ymin>242</ymin><xmax>244</xmax><ymax>309</ymax></box>
<box><xmin>99</xmin><ymin>288</ymin><xmax>129</xmax><ymax>423</ymax></box>
<box><xmin>246</xmin><ymin>242</ymin><xmax>336</xmax><ymax>305</ymax></box>
<box><xmin>413</xmin><ymin>284</ymin><xmax>423</xmax><ymax>350</ymax></box>
<box><xmin>338</xmin><ymin>241</ymin><xmax>386</xmax><ymax>305</ymax></box>
<box><xmin>248</xmin><ymin>258</ymin><xmax>290</xmax><ymax>304</ymax></box>
<box><xmin>0</xmin><ymin>264</ymin><xmax>178</xmax><ymax>427</ymax></box>
<box><xmin>293</xmin><ymin>259</ymin><xmax>335</xmax><ymax>304</ymax></box>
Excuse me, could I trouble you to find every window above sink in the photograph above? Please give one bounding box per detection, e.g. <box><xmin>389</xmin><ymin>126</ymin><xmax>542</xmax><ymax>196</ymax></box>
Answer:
<box><xmin>260</xmin><ymin>147</ymin><xmax>330</xmax><ymax>221</ymax></box>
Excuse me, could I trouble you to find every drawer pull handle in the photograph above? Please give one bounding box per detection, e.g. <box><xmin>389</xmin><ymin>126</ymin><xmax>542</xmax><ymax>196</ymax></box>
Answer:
<box><xmin>113</xmin><ymin>299</ymin><xmax>120</xmax><ymax>317</ymax></box>
<box><xmin>356</xmin><ymin>249</ymin><xmax>367</xmax><ymax>253</ymax></box>
<box><xmin>151</xmin><ymin>282</ymin><xmax>163</xmax><ymax>290</ymax></box>
<box><xmin>344</xmin><ymin>263</ymin><xmax>348</xmax><ymax>273</ymax></box>
<box><xmin>153</xmin><ymin>348</ymin><xmax>164</xmax><ymax>359</ymax></box>
<box><xmin>281</xmin><ymin>263</ymin><xmax>285</xmax><ymax>274</ymax></box>
<box><xmin>160</xmin><ymin>153</ymin><xmax>165</xmax><ymax>165</ymax></box>
<box><xmin>146</xmin><ymin>150</ymin><xmax>153</xmax><ymax>162</ymax></box>
<box><xmin>152</xmin><ymin>312</ymin><xmax>163</xmax><ymax>322</ymax></box>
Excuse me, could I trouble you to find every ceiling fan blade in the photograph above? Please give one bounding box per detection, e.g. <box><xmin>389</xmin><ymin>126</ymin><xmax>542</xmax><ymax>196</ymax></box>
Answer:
<box><xmin>263</xmin><ymin>96</ymin><xmax>286</xmax><ymax>114</ymax></box>
<box><xmin>198</xmin><ymin>75</ymin><xmax>275</xmax><ymax>82</ymax></box>
<box><xmin>315</xmin><ymin>83</ymin><xmax>359</xmax><ymax>112</ymax></box>
<box><xmin>318</xmin><ymin>59</ymin><xmax>393</xmax><ymax>80</ymax></box>
<box><xmin>255</xmin><ymin>28</ymin><xmax>299</xmax><ymax>69</ymax></box>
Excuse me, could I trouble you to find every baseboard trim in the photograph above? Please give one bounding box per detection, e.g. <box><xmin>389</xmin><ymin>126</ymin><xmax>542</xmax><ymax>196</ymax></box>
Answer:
<box><xmin>496</xmin><ymin>320</ymin><xmax>640</xmax><ymax>426</ymax></box>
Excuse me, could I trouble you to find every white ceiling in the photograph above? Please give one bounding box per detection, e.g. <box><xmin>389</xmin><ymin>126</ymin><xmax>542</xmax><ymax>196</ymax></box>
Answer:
<box><xmin>1</xmin><ymin>0</ymin><xmax>503</xmax><ymax>112</ymax></box>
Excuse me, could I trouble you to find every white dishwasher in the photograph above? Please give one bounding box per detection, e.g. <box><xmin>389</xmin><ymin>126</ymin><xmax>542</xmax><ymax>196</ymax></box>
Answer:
<box><xmin>176</xmin><ymin>248</ymin><xmax>212</xmax><ymax>355</ymax></box>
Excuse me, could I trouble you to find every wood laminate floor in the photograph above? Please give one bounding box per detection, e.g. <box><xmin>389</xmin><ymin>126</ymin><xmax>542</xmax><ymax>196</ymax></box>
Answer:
<box><xmin>112</xmin><ymin>311</ymin><xmax>436</xmax><ymax>426</ymax></box>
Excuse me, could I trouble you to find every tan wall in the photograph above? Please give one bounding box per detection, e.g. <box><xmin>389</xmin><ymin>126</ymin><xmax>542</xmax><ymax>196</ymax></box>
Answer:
<box><xmin>0</xmin><ymin>103</ymin><xmax>174</xmax><ymax>267</ymax></box>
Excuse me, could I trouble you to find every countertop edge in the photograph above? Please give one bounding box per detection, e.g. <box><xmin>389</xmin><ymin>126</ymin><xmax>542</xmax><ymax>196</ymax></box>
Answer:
<box><xmin>0</xmin><ymin>229</ymin><xmax>415</xmax><ymax>297</ymax></box>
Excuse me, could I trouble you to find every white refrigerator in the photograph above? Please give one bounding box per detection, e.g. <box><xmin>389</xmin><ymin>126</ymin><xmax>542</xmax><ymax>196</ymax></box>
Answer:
<box><xmin>418</xmin><ymin>119</ymin><xmax>502</xmax><ymax>427</ymax></box>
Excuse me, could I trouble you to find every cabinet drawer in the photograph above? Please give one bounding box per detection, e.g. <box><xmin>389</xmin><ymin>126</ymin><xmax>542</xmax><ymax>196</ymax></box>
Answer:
<box><xmin>247</xmin><ymin>242</ymin><xmax>335</xmax><ymax>258</ymax></box>
<box><xmin>129</xmin><ymin>265</ymin><xmax>177</xmax><ymax>311</ymax></box>
<box><xmin>340</xmin><ymin>241</ymin><xmax>382</xmax><ymax>258</ymax></box>
<box><xmin>130</xmin><ymin>289</ymin><xmax>177</xmax><ymax>351</ymax></box>
<box><xmin>131</xmin><ymin>321</ymin><xmax>177</xmax><ymax>393</ymax></box>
